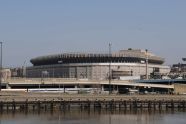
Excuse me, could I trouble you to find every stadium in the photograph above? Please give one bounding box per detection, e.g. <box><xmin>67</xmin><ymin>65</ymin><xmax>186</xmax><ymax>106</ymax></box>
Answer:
<box><xmin>26</xmin><ymin>49</ymin><xmax>170</xmax><ymax>80</ymax></box>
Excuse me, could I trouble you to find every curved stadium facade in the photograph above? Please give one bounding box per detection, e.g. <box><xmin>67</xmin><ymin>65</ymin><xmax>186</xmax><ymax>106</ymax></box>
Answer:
<box><xmin>27</xmin><ymin>49</ymin><xmax>170</xmax><ymax>80</ymax></box>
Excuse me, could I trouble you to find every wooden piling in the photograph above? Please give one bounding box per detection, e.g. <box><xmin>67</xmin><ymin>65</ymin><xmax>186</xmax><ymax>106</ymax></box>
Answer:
<box><xmin>12</xmin><ymin>100</ymin><xmax>16</xmax><ymax>111</ymax></box>
<box><xmin>171</xmin><ymin>100</ymin><xmax>174</xmax><ymax>109</ymax></box>
<box><xmin>37</xmin><ymin>100</ymin><xmax>40</xmax><ymax>111</ymax></box>
<box><xmin>0</xmin><ymin>101</ymin><xmax>3</xmax><ymax>111</ymax></box>
<box><xmin>0</xmin><ymin>97</ymin><xmax>186</xmax><ymax>111</ymax></box>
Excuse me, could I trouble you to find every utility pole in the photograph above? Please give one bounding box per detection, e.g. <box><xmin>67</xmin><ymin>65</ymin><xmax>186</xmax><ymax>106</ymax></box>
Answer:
<box><xmin>0</xmin><ymin>42</ymin><xmax>3</xmax><ymax>91</ymax></box>
<box><xmin>146</xmin><ymin>49</ymin><xmax>148</xmax><ymax>80</ymax></box>
<box><xmin>23</xmin><ymin>60</ymin><xmax>26</xmax><ymax>78</ymax></box>
<box><xmin>109</xmin><ymin>43</ymin><xmax>112</xmax><ymax>94</ymax></box>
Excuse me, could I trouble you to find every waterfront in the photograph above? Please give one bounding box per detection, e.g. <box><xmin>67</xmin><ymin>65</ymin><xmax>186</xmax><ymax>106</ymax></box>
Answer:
<box><xmin>1</xmin><ymin>92</ymin><xmax>186</xmax><ymax>124</ymax></box>
<box><xmin>0</xmin><ymin>109</ymin><xmax>186</xmax><ymax>124</ymax></box>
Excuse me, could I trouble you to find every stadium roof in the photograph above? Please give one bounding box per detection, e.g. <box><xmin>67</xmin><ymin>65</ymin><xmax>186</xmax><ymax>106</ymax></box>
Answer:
<box><xmin>30</xmin><ymin>49</ymin><xmax>165</xmax><ymax>66</ymax></box>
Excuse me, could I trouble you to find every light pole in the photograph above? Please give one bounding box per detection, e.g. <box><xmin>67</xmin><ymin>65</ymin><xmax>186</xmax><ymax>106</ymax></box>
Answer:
<box><xmin>109</xmin><ymin>43</ymin><xmax>112</xmax><ymax>94</ymax></box>
<box><xmin>145</xmin><ymin>49</ymin><xmax>148</xmax><ymax>80</ymax></box>
<box><xmin>23</xmin><ymin>60</ymin><xmax>26</xmax><ymax>78</ymax></box>
<box><xmin>0</xmin><ymin>42</ymin><xmax>2</xmax><ymax>91</ymax></box>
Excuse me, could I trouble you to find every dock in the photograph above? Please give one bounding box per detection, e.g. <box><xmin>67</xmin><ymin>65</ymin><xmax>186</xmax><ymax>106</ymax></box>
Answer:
<box><xmin>0</xmin><ymin>92</ymin><xmax>186</xmax><ymax>111</ymax></box>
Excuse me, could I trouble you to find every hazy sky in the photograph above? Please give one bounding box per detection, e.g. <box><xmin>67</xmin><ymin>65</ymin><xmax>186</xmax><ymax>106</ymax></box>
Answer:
<box><xmin>0</xmin><ymin>0</ymin><xmax>186</xmax><ymax>67</ymax></box>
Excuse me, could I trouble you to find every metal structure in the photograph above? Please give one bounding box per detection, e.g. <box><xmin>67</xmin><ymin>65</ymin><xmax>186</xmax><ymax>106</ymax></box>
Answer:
<box><xmin>0</xmin><ymin>42</ymin><xmax>2</xmax><ymax>91</ymax></box>
<box><xmin>146</xmin><ymin>49</ymin><xmax>148</xmax><ymax>80</ymax></box>
<box><xmin>109</xmin><ymin>43</ymin><xmax>111</xmax><ymax>94</ymax></box>
<box><xmin>30</xmin><ymin>49</ymin><xmax>164</xmax><ymax>66</ymax></box>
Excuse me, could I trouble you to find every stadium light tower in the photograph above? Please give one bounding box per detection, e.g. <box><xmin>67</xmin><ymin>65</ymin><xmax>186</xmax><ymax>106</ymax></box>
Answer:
<box><xmin>145</xmin><ymin>49</ymin><xmax>148</xmax><ymax>80</ymax></box>
<box><xmin>109</xmin><ymin>43</ymin><xmax>112</xmax><ymax>94</ymax></box>
<box><xmin>0</xmin><ymin>42</ymin><xmax>3</xmax><ymax>91</ymax></box>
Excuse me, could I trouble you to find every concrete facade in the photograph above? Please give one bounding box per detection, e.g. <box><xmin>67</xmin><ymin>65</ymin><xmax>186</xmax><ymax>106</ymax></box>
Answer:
<box><xmin>174</xmin><ymin>84</ymin><xmax>186</xmax><ymax>94</ymax></box>
<box><xmin>26</xmin><ymin>63</ymin><xmax>170</xmax><ymax>80</ymax></box>
<box><xmin>26</xmin><ymin>49</ymin><xmax>170</xmax><ymax>80</ymax></box>
<box><xmin>1</xmin><ymin>69</ymin><xmax>11</xmax><ymax>81</ymax></box>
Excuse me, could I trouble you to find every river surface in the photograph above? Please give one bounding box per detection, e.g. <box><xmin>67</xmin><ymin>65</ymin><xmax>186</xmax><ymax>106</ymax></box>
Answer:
<box><xmin>0</xmin><ymin>109</ymin><xmax>186</xmax><ymax>124</ymax></box>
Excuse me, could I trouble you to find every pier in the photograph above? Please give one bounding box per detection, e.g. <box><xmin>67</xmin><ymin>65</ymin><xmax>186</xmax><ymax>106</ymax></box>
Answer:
<box><xmin>0</xmin><ymin>92</ymin><xmax>186</xmax><ymax>111</ymax></box>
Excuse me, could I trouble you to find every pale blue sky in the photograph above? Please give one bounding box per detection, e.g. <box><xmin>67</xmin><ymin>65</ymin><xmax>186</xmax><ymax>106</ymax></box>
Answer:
<box><xmin>0</xmin><ymin>0</ymin><xmax>186</xmax><ymax>67</ymax></box>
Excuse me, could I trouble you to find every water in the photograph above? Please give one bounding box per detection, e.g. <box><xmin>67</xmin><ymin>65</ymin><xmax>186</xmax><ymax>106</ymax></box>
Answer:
<box><xmin>0</xmin><ymin>109</ymin><xmax>186</xmax><ymax>124</ymax></box>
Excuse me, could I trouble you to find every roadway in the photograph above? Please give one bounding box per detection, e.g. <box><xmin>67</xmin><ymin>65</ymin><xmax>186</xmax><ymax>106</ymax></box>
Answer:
<box><xmin>5</xmin><ymin>78</ymin><xmax>174</xmax><ymax>89</ymax></box>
